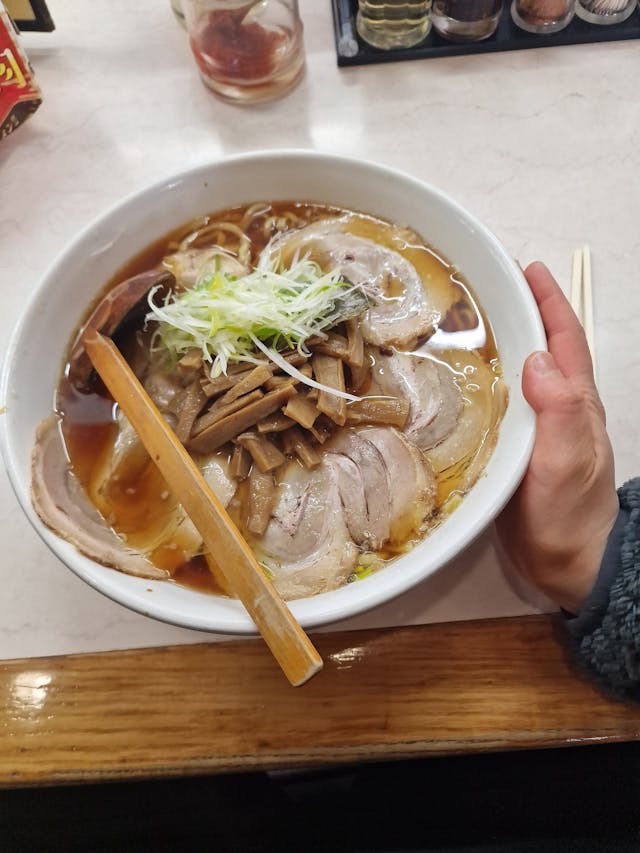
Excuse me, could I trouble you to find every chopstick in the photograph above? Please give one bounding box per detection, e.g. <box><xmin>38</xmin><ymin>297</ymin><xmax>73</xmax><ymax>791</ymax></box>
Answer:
<box><xmin>570</xmin><ymin>245</ymin><xmax>596</xmax><ymax>374</ymax></box>
<box><xmin>84</xmin><ymin>331</ymin><xmax>323</xmax><ymax>687</ymax></box>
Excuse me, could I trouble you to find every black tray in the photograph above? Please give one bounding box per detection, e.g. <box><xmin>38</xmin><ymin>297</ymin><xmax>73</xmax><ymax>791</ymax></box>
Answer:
<box><xmin>331</xmin><ymin>0</ymin><xmax>640</xmax><ymax>64</ymax></box>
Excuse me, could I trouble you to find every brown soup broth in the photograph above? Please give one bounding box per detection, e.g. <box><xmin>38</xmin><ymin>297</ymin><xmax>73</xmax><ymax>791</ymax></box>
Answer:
<box><xmin>57</xmin><ymin>202</ymin><xmax>504</xmax><ymax>596</ymax></box>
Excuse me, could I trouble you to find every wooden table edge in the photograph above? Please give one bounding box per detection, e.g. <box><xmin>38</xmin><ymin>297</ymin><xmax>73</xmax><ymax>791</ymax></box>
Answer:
<box><xmin>2</xmin><ymin>614</ymin><xmax>639</xmax><ymax>788</ymax></box>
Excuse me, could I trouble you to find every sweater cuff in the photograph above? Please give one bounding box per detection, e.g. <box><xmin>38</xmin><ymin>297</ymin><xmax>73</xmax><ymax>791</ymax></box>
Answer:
<box><xmin>565</xmin><ymin>506</ymin><xmax>630</xmax><ymax>638</ymax></box>
<box><xmin>564</xmin><ymin>477</ymin><xmax>640</xmax><ymax>698</ymax></box>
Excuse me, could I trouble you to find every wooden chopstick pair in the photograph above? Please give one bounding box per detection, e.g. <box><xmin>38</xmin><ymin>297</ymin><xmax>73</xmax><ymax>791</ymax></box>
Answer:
<box><xmin>85</xmin><ymin>332</ymin><xmax>323</xmax><ymax>687</ymax></box>
<box><xmin>570</xmin><ymin>245</ymin><xmax>596</xmax><ymax>374</ymax></box>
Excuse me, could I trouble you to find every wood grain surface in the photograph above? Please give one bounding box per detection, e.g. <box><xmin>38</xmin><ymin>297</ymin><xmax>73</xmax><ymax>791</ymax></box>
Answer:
<box><xmin>2</xmin><ymin>615</ymin><xmax>639</xmax><ymax>788</ymax></box>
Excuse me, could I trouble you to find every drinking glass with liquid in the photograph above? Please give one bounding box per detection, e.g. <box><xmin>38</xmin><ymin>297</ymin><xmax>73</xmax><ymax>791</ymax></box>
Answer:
<box><xmin>356</xmin><ymin>0</ymin><xmax>432</xmax><ymax>50</ymax></box>
<box><xmin>432</xmin><ymin>0</ymin><xmax>503</xmax><ymax>40</ymax></box>
<box><xmin>511</xmin><ymin>0</ymin><xmax>575</xmax><ymax>32</ymax></box>
<box><xmin>182</xmin><ymin>0</ymin><xmax>304</xmax><ymax>104</ymax></box>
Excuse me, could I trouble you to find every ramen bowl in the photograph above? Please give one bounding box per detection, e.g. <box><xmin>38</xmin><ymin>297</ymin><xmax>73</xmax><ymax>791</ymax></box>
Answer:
<box><xmin>0</xmin><ymin>151</ymin><xmax>545</xmax><ymax>634</ymax></box>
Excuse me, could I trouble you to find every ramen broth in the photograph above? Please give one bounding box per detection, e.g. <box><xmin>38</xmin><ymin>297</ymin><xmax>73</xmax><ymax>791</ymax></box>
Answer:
<box><xmin>56</xmin><ymin>202</ymin><xmax>505</xmax><ymax>596</ymax></box>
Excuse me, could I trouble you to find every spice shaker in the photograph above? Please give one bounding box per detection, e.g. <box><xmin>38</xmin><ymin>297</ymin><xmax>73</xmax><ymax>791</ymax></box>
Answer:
<box><xmin>432</xmin><ymin>0</ymin><xmax>503</xmax><ymax>41</ymax></box>
<box><xmin>511</xmin><ymin>0</ymin><xmax>575</xmax><ymax>32</ymax></box>
<box><xmin>576</xmin><ymin>0</ymin><xmax>636</xmax><ymax>24</ymax></box>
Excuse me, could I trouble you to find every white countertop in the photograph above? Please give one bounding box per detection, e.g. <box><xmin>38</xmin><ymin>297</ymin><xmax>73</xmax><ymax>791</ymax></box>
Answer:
<box><xmin>1</xmin><ymin>0</ymin><xmax>638</xmax><ymax>660</ymax></box>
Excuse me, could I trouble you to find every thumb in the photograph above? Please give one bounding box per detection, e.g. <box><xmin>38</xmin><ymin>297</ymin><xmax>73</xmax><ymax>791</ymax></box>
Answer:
<box><xmin>522</xmin><ymin>350</ymin><xmax>591</xmax><ymax>469</ymax></box>
<box><xmin>522</xmin><ymin>351</ymin><xmax>568</xmax><ymax>414</ymax></box>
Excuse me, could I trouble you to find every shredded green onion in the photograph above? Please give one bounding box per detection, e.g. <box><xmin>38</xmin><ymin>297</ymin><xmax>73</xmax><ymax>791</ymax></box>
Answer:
<box><xmin>260</xmin><ymin>563</ymin><xmax>275</xmax><ymax>582</ymax></box>
<box><xmin>353</xmin><ymin>565</ymin><xmax>374</xmax><ymax>580</ymax></box>
<box><xmin>146</xmin><ymin>256</ymin><xmax>369</xmax><ymax>393</ymax></box>
<box><xmin>349</xmin><ymin>552</ymin><xmax>383</xmax><ymax>582</ymax></box>
<box><xmin>146</xmin><ymin>258</ymin><xmax>369</xmax><ymax>376</ymax></box>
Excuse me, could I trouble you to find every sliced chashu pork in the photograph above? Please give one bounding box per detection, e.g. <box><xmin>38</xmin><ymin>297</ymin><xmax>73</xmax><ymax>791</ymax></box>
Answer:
<box><xmin>329</xmin><ymin>426</ymin><xmax>436</xmax><ymax>549</ymax></box>
<box><xmin>31</xmin><ymin>416</ymin><xmax>167</xmax><ymax>580</ymax></box>
<box><xmin>327</xmin><ymin>429</ymin><xmax>390</xmax><ymax>550</ymax></box>
<box><xmin>163</xmin><ymin>248</ymin><xmax>247</xmax><ymax>289</ymax></box>
<box><xmin>424</xmin><ymin>350</ymin><xmax>507</xmax><ymax>483</ymax></box>
<box><xmin>370</xmin><ymin>350</ymin><xmax>463</xmax><ymax>451</ymax></box>
<box><xmin>252</xmin><ymin>426</ymin><xmax>436</xmax><ymax>599</ymax></box>
<box><xmin>371</xmin><ymin>348</ymin><xmax>507</xmax><ymax>484</ymax></box>
<box><xmin>251</xmin><ymin>458</ymin><xmax>359</xmax><ymax>600</ymax></box>
<box><xmin>263</xmin><ymin>219</ymin><xmax>442</xmax><ymax>348</ymax></box>
<box><xmin>354</xmin><ymin>426</ymin><xmax>437</xmax><ymax>544</ymax></box>
<box><xmin>32</xmin><ymin>414</ymin><xmax>237</xmax><ymax>581</ymax></box>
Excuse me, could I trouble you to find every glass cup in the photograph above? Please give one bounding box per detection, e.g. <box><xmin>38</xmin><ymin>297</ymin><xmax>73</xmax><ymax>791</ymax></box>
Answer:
<box><xmin>356</xmin><ymin>0</ymin><xmax>432</xmax><ymax>50</ymax></box>
<box><xmin>511</xmin><ymin>0</ymin><xmax>575</xmax><ymax>31</ymax></box>
<box><xmin>182</xmin><ymin>0</ymin><xmax>305</xmax><ymax>104</ymax></box>
<box><xmin>575</xmin><ymin>0</ymin><xmax>636</xmax><ymax>23</ymax></box>
<box><xmin>432</xmin><ymin>0</ymin><xmax>503</xmax><ymax>41</ymax></box>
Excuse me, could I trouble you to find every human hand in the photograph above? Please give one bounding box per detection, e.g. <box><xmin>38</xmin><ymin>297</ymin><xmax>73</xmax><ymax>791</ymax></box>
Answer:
<box><xmin>496</xmin><ymin>262</ymin><xmax>619</xmax><ymax>615</ymax></box>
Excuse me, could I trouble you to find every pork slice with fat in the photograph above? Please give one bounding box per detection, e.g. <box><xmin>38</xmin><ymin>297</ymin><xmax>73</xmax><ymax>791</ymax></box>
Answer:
<box><xmin>31</xmin><ymin>416</ymin><xmax>167</xmax><ymax>580</ymax></box>
<box><xmin>326</xmin><ymin>429</ymin><xmax>391</xmax><ymax>550</ymax></box>
<box><xmin>370</xmin><ymin>350</ymin><xmax>463</xmax><ymax>451</ymax></box>
<box><xmin>317</xmin><ymin>232</ymin><xmax>439</xmax><ymax>348</ymax></box>
<box><xmin>357</xmin><ymin>426</ymin><xmax>437</xmax><ymax>543</ymax></box>
<box><xmin>163</xmin><ymin>248</ymin><xmax>248</xmax><ymax>289</ymax></box>
<box><xmin>252</xmin><ymin>460</ymin><xmax>359</xmax><ymax>600</ymax></box>
<box><xmin>262</xmin><ymin>220</ymin><xmax>441</xmax><ymax>348</ymax></box>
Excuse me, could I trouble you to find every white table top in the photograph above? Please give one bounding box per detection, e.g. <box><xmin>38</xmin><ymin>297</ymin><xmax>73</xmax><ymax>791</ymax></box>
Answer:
<box><xmin>1</xmin><ymin>0</ymin><xmax>638</xmax><ymax>660</ymax></box>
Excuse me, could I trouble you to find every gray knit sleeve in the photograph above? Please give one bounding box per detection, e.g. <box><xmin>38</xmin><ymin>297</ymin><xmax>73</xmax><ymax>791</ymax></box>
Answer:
<box><xmin>565</xmin><ymin>477</ymin><xmax>640</xmax><ymax>699</ymax></box>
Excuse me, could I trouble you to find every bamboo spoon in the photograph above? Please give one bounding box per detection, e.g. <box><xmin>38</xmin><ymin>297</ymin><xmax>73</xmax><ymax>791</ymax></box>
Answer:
<box><xmin>84</xmin><ymin>331</ymin><xmax>323</xmax><ymax>687</ymax></box>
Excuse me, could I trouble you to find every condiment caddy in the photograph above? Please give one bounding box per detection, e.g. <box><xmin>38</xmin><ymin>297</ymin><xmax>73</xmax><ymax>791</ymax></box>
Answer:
<box><xmin>331</xmin><ymin>0</ymin><xmax>639</xmax><ymax>65</ymax></box>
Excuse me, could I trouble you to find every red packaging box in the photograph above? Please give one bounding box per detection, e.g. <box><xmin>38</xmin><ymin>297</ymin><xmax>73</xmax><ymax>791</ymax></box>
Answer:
<box><xmin>0</xmin><ymin>2</ymin><xmax>42</xmax><ymax>139</ymax></box>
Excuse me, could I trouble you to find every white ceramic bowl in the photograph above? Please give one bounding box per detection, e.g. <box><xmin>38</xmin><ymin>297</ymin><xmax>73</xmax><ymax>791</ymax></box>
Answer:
<box><xmin>0</xmin><ymin>151</ymin><xmax>545</xmax><ymax>634</ymax></box>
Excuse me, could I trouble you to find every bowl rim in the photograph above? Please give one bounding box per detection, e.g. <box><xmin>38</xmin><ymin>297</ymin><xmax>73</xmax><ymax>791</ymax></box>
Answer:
<box><xmin>0</xmin><ymin>148</ymin><xmax>546</xmax><ymax>634</ymax></box>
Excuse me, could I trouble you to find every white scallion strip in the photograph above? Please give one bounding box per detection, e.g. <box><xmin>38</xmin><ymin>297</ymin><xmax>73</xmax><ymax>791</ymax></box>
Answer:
<box><xmin>146</xmin><ymin>257</ymin><xmax>369</xmax><ymax>400</ymax></box>
<box><xmin>250</xmin><ymin>334</ymin><xmax>360</xmax><ymax>403</ymax></box>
